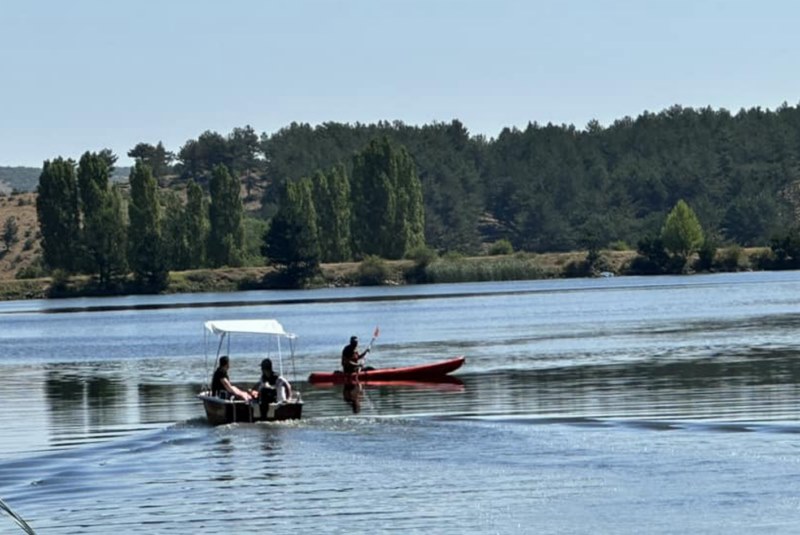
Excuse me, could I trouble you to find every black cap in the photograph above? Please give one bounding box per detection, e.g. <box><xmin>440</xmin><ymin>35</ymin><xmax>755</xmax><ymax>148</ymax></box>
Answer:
<box><xmin>350</xmin><ymin>336</ymin><xmax>358</xmax><ymax>344</ymax></box>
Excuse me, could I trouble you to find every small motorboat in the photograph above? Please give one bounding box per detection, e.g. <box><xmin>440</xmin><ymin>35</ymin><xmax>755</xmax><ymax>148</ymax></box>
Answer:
<box><xmin>308</xmin><ymin>356</ymin><xmax>465</xmax><ymax>384</ymax></box>
<box><xmin>197</xmin><ymin>319</ymin><xmax>303</xmax><ymax>425</ymax></box>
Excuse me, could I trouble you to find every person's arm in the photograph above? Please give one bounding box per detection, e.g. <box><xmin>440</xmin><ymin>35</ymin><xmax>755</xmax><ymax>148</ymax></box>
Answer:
<box><xmin>222</xmin><ymin>377</ymin><xmax>252</xmax><ymax>401</ymax></box>
<box><xmin>283</xmin><ymin>377</ymin><xmax>292</xmax><ymax>399</ymax></box>
<box><xmin>276</xmin><ymin>376</ymin><xmax>293</xmax><ymax>402</ymax></box>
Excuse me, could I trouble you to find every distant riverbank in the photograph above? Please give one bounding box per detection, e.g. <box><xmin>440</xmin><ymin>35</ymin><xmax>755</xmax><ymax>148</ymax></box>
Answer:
<box><xmin>0</xmin><ymin>247</ymin><xmax>772</xmax><ymax>301</ymax></box>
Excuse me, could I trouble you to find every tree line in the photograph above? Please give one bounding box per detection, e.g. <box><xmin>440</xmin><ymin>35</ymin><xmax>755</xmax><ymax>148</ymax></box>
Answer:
<box><xmin>35</xmin><ymin>137</ymin><xmax>425</xmax><ymax>289</ymax></box>
<box><xmin>170</xmin><ymin>105</ymin><xmax>800</xmax><ymax>255</ymax></box>
<box><xmin>36</xmin><ymin>153</ymin><xmax>243</xmax><ymax>291</ymax></box>
<box><xmin>34</xmin><ymin>102</ymin><xmax>800</xmax><ymax>289</ymax></box>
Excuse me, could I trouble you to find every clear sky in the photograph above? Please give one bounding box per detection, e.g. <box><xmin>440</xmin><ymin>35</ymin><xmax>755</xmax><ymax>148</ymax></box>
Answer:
<box><xmin>1</xmin><ymin>0</ymin><xmax>799</xmax><ymax>166</ymax></box>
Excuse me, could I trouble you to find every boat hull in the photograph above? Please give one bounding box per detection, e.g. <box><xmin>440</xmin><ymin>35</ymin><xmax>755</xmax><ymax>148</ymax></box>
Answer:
<box><xmin>308</xmin><ymin>356</ymin><xmax>465</xmax><ymax>384</ymax></box>
<box><xmin>198</xmin><ymin>392</ymin><xmax>303</xmax><ymax>425</ymax></box>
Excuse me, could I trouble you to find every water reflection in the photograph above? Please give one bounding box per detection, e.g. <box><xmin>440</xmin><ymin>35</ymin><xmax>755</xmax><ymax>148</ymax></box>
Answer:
<box><xmin>342</xmin><ymin>382</ymin><xmax>363</xmax><ymax>414</ymax></box>
<box><xmin>137</xmin><ymin>383</ymin><xmax>199</xmax><ymax>424</ymax></box>
<box><xmin>35</xmin><ymin>368</ymin><xmax>200</xmax><ymax>453</ymax></box>
<box><xmin>44</xmin><ymin>370</ymin><xmax>128</xmax><ymax>440</ymax></box>
<box><xmin>30</xmin><ymin>344</ymin><xmax>800</xmax><ymax>445</ymax></box>
<box><xmin>454</xmin><ymin>346</ymin><xmax>800</xmax><ymax>421</ymax></box>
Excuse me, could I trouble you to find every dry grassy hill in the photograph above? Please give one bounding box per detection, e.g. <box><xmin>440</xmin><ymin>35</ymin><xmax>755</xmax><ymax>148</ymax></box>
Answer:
<box><xmin>0</xmin><ymin>193</ymin><xmax>40</xmax><ymax>279</ymax></box>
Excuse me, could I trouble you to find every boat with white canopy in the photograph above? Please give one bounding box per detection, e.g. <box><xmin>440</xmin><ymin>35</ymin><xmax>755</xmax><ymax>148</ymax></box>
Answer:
<box><xmin>197</xmin><ymin>319</ymin><xmax>303</xmax><ymax>425</ymax></box>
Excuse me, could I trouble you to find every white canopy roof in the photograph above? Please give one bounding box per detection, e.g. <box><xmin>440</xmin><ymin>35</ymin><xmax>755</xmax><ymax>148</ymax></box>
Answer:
<box><xmin>204</xmin><ymin>319</ymin><xmax>295</xmax><ymax>338</ymax></box>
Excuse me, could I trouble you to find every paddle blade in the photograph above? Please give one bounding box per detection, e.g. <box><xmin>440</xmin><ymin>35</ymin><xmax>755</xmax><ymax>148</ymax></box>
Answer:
<box><xmin>373</xmin><ymin>326</ymin><xmax>380</xmax><ymax>338</ymax></box>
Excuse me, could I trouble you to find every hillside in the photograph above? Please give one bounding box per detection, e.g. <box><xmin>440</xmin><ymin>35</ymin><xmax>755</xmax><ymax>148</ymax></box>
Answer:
<box><xmin>0</xmin><ymin>167</ymin><xmax>39</xmax><ymax>194</ymax></box>
<box><xmin>0</xmin><ymin>166</ymin><xmax>131</xmax><ymax>193</ymax></box>
<box><xmin>0</xmin><ymin>192</ymin><xmax>41</xmax><ymax>278</ymax></box>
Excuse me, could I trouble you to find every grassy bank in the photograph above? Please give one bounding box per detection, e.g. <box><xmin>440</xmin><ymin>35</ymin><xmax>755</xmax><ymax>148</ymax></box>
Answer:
<box><xmin>0</xmin><ymin>247</ymin><xmax>774</xmax><ymax>302</ymax></box>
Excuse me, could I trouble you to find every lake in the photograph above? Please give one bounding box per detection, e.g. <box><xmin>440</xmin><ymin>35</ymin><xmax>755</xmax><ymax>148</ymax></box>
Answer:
<box><xmin>1</xmin><ymin>271</ymin><xmax>800</xmax><ymax>533</ymax></box>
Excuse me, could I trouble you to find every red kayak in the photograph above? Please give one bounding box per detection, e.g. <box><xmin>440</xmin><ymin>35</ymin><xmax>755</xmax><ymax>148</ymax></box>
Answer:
<box><xmin>308</xmin><ymin>356</ymin><xmax>466</xmax><ymax>384</ymax></box>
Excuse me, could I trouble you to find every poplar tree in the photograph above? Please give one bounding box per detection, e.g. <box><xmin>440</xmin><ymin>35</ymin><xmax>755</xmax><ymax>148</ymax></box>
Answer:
<box><xmin>311</xmin><ymin>167</ymin><xmax>351</xmax><ymax>262</ymax></box>
<box><xmin>36</xmin><ymin>158</ymin><xmax>80</xmax><ymax>272</ymax></box>
<box><xmin>185</xmin><ymin>179</ymin><xmax>208</xmax><ymax>268</ymax></box>
<box><xmin>351</xmin><ymin>137</ymin><xmax>424</xmax><ymax>259</ymax></box>
<box><xmin>311</xmin><ymin>170</ymin><xmax>333</xmax><ymax>261</ymax></box>
<box><xmin>78</xmin><ymin>151</ymin><xmax>127</xmax><ymax>285</ymax></box>
<box><xmin>97</xmin><ymin>185</ymin><xmax>129</xmax><ymax>285</ymax></box>
<box><xmin>263</xmin><ymin>178</ymin><xmax>320</xmax><ymax>285</ymax></box>
<box><xmin>161</xmin><ymin>191</ymin><xmax>190</xmax><ymax>271</ymax></box>
<box><xmin>207</xmin><ymin>164</ymin><xmax>243</xmax><ymax>267</ymax></box>
<box><xmin>128</xmin><ymin>163</ymin><xmax>167</xmax><ymax>288</ymax></box>
<box><xmin>326</xmin><ymin>164</ymin><xmax>352</xmax><ymax>262</ymax></box>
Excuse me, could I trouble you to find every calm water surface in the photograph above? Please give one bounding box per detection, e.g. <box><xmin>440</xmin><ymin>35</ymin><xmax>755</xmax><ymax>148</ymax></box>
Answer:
<box><xmin>2</xmin><ymin>271</ymin><xmax>800</xmax><ymax>533</ymax></box>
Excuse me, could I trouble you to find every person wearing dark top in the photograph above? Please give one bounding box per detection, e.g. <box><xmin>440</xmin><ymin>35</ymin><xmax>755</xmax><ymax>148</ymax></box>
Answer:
<box><xmin>211</xmin><ymin>355</ymin><xmax>252</xmax><ymax>401</ymax></box>
<box><xmin>341</xmin><ymin>335</ymin><xmax>369</xmax><ymax>374</ymax></box>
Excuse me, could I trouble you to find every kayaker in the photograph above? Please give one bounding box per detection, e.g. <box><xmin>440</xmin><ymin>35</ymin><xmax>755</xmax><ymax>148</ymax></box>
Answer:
<box><xmin>211</xmin><ymin>355</ymin><xmax>252</xmax><ymax>401</ymax></box>
<box><xmin>253</xmin><ymin>357</ymin><xmax>292</xmax><ymax>403</ymax></box>
<box><xmin>341</xmin><ymin>335</ymin><xmax>369</xmax><ymax>374</ymax></box>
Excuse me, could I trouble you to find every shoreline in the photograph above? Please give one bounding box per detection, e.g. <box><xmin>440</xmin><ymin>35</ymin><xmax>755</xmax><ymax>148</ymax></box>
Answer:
<box><xmin>0</xmin><ymin>248</ymin><xmax>771</xmax><ymax>302</ymax></box>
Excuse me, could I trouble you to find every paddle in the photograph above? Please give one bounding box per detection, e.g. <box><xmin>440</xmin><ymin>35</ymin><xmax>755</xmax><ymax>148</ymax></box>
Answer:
<box><xmin>362</xmin><ymin>325</ymin><xmax>379</xmax><ymax>369</ymax></box>
<box><xmin>367</xmin><ymin>325</ymin><xmax>379</xmax><ymax>351</ymax></box>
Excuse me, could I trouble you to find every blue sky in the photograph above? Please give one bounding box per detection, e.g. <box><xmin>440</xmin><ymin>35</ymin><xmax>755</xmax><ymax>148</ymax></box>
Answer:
<box><xmin>1</xmin><ymin>0</ymin><xmax>798</xmax><ymax>166</ymax></box>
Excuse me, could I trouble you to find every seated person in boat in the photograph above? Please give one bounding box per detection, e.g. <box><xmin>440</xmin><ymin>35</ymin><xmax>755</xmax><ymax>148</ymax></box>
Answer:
<box><xmin>341</xmin><ymin>335</ymin><xmax>369</xmax><ymax>374</ymax></box>
<box><xmin>211</xmin><ymin>355</ymin><xmax>253</xmax><ymax>401</ymax></box>
<box><xmin>253</xmin><ymin>358</ymin><xmax>293</xmax><ymax>403</ymax></box>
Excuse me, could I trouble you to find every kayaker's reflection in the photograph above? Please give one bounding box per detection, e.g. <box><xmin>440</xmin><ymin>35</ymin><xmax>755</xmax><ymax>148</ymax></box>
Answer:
<box><xmin>343</xmin><ymin>380</ymin><xmax>363</xmax><ymax>414</ymax></box>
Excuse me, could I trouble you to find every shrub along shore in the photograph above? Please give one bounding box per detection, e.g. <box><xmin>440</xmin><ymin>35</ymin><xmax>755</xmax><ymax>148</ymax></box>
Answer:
<box><xmin>0</xmin><ymin>247</ymin><xmax>773</xmax><ymax>302</ymax></box>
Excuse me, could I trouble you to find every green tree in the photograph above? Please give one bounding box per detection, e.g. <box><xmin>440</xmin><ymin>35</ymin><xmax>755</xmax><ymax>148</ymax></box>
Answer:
<box><xmin>310</xmin><ymin>169</ymin><xmax>332</xmax><ymax>261</ymax></box>
<box><xmin>350</xmin><ymin>137</ymin><xmax>425</xmax><ymax>259</ymax></box>
<box><xmin>185</xmin><ymin>179</ymin><xmax>208</xmax><ymax>268</ymax></box>
<box><xmin>207</xmin><ymin>164</ymin><xmax>244</xmax><ymax>267</ymax></box>
<box><xmin>95</xmin><ymin>186</ymin><xmax>128</xmax><ymax>285</ymax></box>
<box><xmin>263</xmin><ymin>178</ymin><xmax>320</xmax><ymax>286</ymax></box>
<box><xmin>228</xmin><ymin>125</ymin><xmax>260</xmax><ymax>176</ymax></box>
<box><xmin>661</xmin><ymin>199</ymin><xmax>704</xmax><ymax>260</ymax></box>
<box><xmin>128</xmin><ymin>163</ymin><xmax>167</xmax><ymax>289</ymax></box>
<box><xmin>178</xmin><ymin>130</ymin><xmax>229</xmax><ymax>180</ymax></box>
<box><xmin>128</xmin><ymin>141</ymin><xmax>174</xmax><ymax>179</ymax></box>
<box><xmin>98</xmin><ymin>148</ymin><xmax>118</xmax><ymax>174</ymax></box>
<box><xmin>78</xmin><ymin>152</ymin><xmax>127</xmax><ymax>286</ymax></box>
<box><xmin>311</xmin><ymin>166</ymin><xmax>352</xmax><ymax>262</ymax></box>
<box><xmin>161</xmin><ymin>191</ymin><xmax>190</xmax><ymax>271</ymax></box>
<box><xmin>36</xmin><ymin>158</ymin><xmax>81</xmax><ymax>272</ymax></box>
<box><xmin>326</xmin><ymin>164</ymin><xmax>353</xmax><ymax>261</ymax></box>
<box><xmin>770</xmin><ymin>226</ymin><xmax>800</xmax><ymax>269</ymax></box>
<box><xmin>78</xmin><ymin>151</ymin><xmax>106</xmax><ymax>275</ymax></box>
